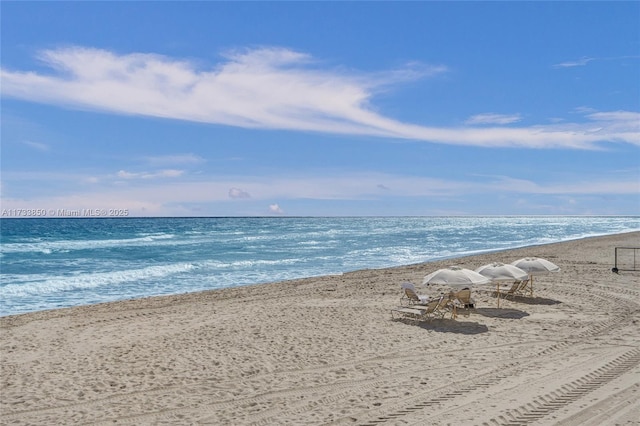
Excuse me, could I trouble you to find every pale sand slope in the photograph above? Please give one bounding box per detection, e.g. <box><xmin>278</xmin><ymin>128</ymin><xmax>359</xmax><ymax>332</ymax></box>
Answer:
<box><xmin>1</xmin><ymin>232</ymin><xmax>639</xmax><ymax>426</ymax></box>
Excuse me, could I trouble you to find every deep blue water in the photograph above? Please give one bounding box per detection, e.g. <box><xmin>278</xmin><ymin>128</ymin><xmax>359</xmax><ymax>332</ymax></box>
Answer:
<box><xmin>1</xmin><ymin>216</ymin><xmax>638</xmax><ymax>316</ymax></box>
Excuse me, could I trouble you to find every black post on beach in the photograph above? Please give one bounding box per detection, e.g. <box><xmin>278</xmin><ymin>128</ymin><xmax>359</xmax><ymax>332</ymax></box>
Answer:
<box><xmin>612</xmin><ymin>247</ymin><xmax>619</xmax><ymax>273</ymax></box>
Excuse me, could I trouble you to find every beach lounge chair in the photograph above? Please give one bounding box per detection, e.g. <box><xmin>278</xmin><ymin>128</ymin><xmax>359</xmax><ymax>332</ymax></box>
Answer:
<box><xmin>391</xmin><ymin>296</ymin><xmax>446</xmax><ymax>323</ymax></box>
<box><xmin>400</xmin><ymin>282</ymin><xmax>430</xmax><ymax>306</ymax></box>
<box><xmin>496</xmin><ymin>281</ymin><xmax>520</xmax><ymax>299</ymax></box>
<box><xmin>447</xmin><ymin>288</ymin><xmax>475</xmax><ymax>318</ymax></box>
<box><xmin>439</xmin><ymin>288</ymin><xmax>468</xmax><ymax>319</ymax></box>
<box><xmin>449</xmin><ymin>288</ymin><xmax>475</xmax><ymax>308</ymax></box>
<box><xmin>514</xmin><ymin>279</ymin><xmax>531</xmax><ymax>297</ymax></box>
<box><xmin>435</xmin><ymin>295</ymin><xmax>454</xmax><ymax>319</ymax></box>
<box><xmin>499</xmin><ymin>280</ymin><xmax>529</xmax><ymax>300</ymax></box>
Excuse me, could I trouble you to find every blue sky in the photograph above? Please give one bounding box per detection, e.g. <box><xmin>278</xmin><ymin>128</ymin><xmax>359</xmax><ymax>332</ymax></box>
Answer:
<box><xmin>1</xmin><ymin>1</ymin><xmax>639</xmax><ymax>217</ymax></box>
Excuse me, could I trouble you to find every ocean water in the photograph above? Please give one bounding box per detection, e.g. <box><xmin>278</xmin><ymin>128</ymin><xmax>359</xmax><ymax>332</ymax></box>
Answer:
<box><xmin>1</xmin><ymin>216</ymin><xmax>638</xmax><ymax>316</ymax></box>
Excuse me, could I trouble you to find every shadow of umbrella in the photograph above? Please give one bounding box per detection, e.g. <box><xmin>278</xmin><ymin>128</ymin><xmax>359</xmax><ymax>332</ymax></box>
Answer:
<box><xmin>509</xmin><ymin>295</ymin><xmax>561</xmax><ymax>306</ymax></box>
<box><xmin>416</xmin><ymin>319</ymin><xmax>489</xmax><ymax>334</ymax></box>
<box><xmin>473</xmin><ymin>307</ymin><xmax>530</xmax><ymax>319</ymax></box>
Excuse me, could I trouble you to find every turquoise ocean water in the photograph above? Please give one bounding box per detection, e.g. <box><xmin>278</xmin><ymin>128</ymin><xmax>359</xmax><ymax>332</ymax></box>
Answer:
<box><xmin>1</xmin><ymin>216</ymin><xmax>638</xmax><ymax>316</ymax></box>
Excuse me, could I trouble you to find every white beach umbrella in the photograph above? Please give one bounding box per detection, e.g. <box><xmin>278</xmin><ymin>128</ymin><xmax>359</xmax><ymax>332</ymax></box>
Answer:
<box><xmin>475</xmin><ymin>262</ymin><xmax>529</xmax><ymax>307</ymax></box>
<box><xmin>510</xmin><ymin>257</ymin><xmax>560</xmax><ymax>296</ymax></box>
<box><xmin>422</xmin><ymin>266</ymin><xmax>491</xmax><ymax>289</ymax></box>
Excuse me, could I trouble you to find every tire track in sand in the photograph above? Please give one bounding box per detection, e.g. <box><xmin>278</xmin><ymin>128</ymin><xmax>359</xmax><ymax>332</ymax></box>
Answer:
<box><xmin>483</xmin><ymin>348</ymin><xmax>640</xmax><ymax>426</ymax></box>
<box><xmin>326</xmin><ymin>288</ymin><xmax>639</xmax><ymax>426</ymax></box>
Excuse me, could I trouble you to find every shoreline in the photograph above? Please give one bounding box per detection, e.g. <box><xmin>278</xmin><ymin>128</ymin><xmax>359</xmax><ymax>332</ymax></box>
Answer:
<box><xmin>1</xmin><ymin>231</ymin><xmax>639</xmax><ymax>425</ymax></box>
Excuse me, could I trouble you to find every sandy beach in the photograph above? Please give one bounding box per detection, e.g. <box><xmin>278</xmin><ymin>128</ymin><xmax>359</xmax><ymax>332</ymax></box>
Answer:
<box><xmin>1</xmin><ymin>231</ymin><xmax>639</xmax><ymax>425</ymax></box>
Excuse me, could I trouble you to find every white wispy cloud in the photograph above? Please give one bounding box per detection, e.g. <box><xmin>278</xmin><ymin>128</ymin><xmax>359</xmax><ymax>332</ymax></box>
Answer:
<box><xmin>269</xmin><ymin>203</ymin><xmax>284</xmax><ymax>215</ymax></box>
<box><xmin>1</xmin><ymin>46</ymin><xmax>638</xmax><ymax>149</ymax></box>
<box><xmin>18</xmin><ymin>171</ymin><xmax>640</xmax><ymax>200</ymax></box>
<box><xmin>22</xmin><ymin>140</ymin><xmax>50</xmax><ymax>151</ymax></box>
<box><xmin>2</xmin><ymin>171</ymin><xmax>638</xmax><ymax>216</ymax></box>
<box><xmin>465</xmin><ymin>113</ymin><xmax>522</xmax><ymax>125</ymax></box>
<box><xmin>553</xmin><ymin>56</ymin><xmax>595</xmax><ymax>68</ymax></box>
<box><xmin>116</xmin><ymin>169</ymin><xmax>184</xmax><ymax>179</ymax></box>
<box><xmin>144</xmin><ymin>154</ymin><xmax>205</xmax><ymax>166</ymax></box>
<box><xmin>229</xmin><ymin>187</ymin><xmax>251</xmax><ymax>199</ymax></box>
<box><xmin>553</xmin><ymin>55</ymin><xmax>640</xmax><ymax>68</ymax></box>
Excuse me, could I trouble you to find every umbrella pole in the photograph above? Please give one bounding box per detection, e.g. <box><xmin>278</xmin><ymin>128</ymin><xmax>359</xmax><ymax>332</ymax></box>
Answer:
<box><xmin>530</xmin><ymin>274</ymin><xmax>534</xmax><ymax>297</ymax></box>
<box><xmin>496</xmin><ymin>284</ymin><xmax>501</xmax><ymax>308</ymax></box>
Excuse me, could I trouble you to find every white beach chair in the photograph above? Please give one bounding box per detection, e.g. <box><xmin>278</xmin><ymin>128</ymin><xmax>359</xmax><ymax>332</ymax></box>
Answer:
<box><xmin>400</xmin><ymin>282</ymin><xmax>430</xmax><ymax>306</ymax></box>
<box><xmin>391</xmin><ymin>296</ymin><xmax>445</xmax><ymax>323</ymax></box>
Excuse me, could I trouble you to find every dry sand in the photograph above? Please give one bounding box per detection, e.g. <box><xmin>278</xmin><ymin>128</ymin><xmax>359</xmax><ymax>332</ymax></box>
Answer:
<box><xmin>1</xmin><ymin>231</ymin><xmax>639</xmax><ymax>425</ymax></box>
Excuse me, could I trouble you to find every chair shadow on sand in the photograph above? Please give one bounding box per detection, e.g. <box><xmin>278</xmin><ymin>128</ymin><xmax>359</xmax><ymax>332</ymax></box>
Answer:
<box><xmin>487</xmin><ymin>294</ymin><xmax>562</xmax><ymax>306</ymax></box>
<box><xmin>473</xmin><ymin>307</ymin><xmax>530</xmax><ymax>319</ymax></box>
<box><xmin>414</xmin><ymin>318</ymin><xmax>489</xmax><ymax>335</ymax></box>
<box><xmin>509</xmin><ymin>295</ymin><xmax>562</xmax><ymax>305</ymax></box>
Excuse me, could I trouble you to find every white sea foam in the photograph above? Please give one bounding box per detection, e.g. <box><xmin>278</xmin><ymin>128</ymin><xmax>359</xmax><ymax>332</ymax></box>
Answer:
<box><xmin>1</xmin><ymin>216</ymin><xmax>638</xmax><ymax>316</ymax></box>
<box><xmin>0</xmin><ymin>233</ymin><xmax>181</xmax><ymax>254</ymax></box>
<box><xmin>0</xmin><ymin>263</ymin><xmax>194</xmax><ymax>297</ymax></box>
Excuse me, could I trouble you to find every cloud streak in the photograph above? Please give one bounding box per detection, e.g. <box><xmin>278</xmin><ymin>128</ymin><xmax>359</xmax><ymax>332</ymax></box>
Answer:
<box><xmin>144</xmin><ymin>154</ymin><xmax>205</xmax><ymax>166</ymax></box>
<box><xmin>229</xmin><ymin>187</ymin><xmax>251</xmax><ymax>199</ymax></box>
<box><xmin>22</xmin><ymin>140</ymin><xmax>50</xmax><ymax>152</ymax></box>
<box><xmin>2</xmin><ymin>170</ymin><xmax>638</xmax><ymax>216</ymax></box>
<box><xmin>553</xmin><ymin>55</ymin><xmax>640</xmax><ymax>68</ymax></box>
<box><xmin>465</xmin><ymin>113</ymin><xmax>523</xmax><ymax>125</ymax></box>
<box><xmin>116</xmin><ymin>169</ymin><xmax>184</xmax><ymax>180</ymax></box>
<box><xmin>269</xmin><ymin>203</ymin><xmax>284</xmax><ymax>215</ymax></box>
<box><xmin>1</xmin><ymin>46</ymin><xmax>638</xmax><ymax>149</ymax></box>
<box><xmin>553</xmin><ymin>56</ymin><xmax>595</xmax><ymax>68</ymax></box>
